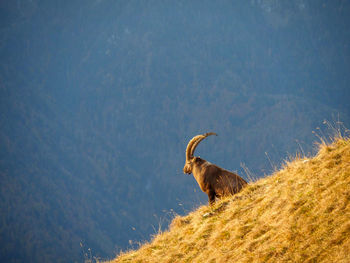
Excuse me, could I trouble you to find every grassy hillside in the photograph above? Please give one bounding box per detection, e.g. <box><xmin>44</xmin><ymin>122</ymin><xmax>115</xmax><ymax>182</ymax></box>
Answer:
<box><xmin>109</xmin><ymin>136</ymin><xmax>350</xmax><ymax>263</ymax></box>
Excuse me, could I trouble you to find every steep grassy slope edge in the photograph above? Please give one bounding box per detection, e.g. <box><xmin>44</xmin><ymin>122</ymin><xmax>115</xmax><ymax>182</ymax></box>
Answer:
<box><xmin>109</xmin><ymin>137</ymin><xmax>350</xmax><ymax>263</ymax></box>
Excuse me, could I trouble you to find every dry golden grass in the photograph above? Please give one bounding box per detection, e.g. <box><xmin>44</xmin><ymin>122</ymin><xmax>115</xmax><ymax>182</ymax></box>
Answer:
<box><xmin>108</xmin><ymin>136</ymin><xmax>350</xmax><ymax>263</ymax></box>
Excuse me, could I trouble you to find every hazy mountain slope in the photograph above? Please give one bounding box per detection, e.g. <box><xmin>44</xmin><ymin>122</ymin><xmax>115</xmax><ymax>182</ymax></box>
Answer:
<box><xmin>111</xmin><ymin>136</ymin><xmax>350</xmax><ymax>262</ymax></box>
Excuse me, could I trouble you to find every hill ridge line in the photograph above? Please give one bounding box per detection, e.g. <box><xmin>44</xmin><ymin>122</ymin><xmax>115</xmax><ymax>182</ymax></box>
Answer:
<box><xmin>108</xmin><ymin>137</ymin><xmax>350</xmax><ymax>263</ymax></box>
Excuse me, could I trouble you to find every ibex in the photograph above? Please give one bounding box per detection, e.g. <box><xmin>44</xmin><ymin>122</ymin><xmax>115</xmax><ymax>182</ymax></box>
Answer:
<box><xmin>183</xmin><ymin>133</ymin><xmax>247</xmax><ymax>205</ymax></box>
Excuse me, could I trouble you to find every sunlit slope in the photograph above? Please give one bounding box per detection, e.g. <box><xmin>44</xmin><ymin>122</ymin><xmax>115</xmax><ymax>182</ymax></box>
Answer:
<box><xmin>110</xmin><ymin>138</ymin><xmax>350</xmax><ymax>263</ymax></box>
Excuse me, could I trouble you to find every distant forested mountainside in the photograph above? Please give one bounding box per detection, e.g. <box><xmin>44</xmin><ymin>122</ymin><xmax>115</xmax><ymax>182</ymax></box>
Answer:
<box><xmin>0</xmin><ymin>1</ymin><xmax>349</xmax><ymax>262</ymax></box>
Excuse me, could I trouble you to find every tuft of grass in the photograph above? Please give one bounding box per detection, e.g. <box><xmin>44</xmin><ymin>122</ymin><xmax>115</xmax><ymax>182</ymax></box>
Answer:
<box><xmin>106</xmin><ymin>135</ymin><xmax>350</xmax><ymax>263</ymax></box>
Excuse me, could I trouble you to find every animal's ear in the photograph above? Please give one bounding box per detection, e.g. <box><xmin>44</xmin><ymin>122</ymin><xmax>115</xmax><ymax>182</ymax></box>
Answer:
<box><xmin>194</xmin><ymin>157</ymin><xmax>201</xmax><ymax>163</ymax></box>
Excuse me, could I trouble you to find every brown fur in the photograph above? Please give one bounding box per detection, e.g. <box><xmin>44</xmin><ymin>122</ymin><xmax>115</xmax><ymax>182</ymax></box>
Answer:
<box><xmin>184</xmin><ymin>134</ymin><xmax>247</xmax><ymax>205</ymax></box>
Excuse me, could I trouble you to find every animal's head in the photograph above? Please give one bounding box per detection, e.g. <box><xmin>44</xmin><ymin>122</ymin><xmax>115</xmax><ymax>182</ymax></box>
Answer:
<box><xmin>183</xmin><ymin>132</ymin><xmax>217</xmax><ymax>174</ymax></box>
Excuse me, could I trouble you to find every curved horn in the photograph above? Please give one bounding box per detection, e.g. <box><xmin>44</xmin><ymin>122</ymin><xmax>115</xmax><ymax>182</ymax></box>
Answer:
<box><xmin>190</xmin><ymin>132</ymin><xmax>217</xmax><ymax>157</ymax></box>
<box><xmin>185</xmin><ymin>133</ymin><xmax>217</xmax><ymax>162</ymax></box>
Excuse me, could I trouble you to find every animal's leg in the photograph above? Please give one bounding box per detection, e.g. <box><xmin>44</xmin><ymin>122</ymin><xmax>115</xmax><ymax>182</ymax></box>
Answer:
<box><xmin>208</xmin><ymin>190</ymin><xmax>216</xmax><ymax>205</ymax></box>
